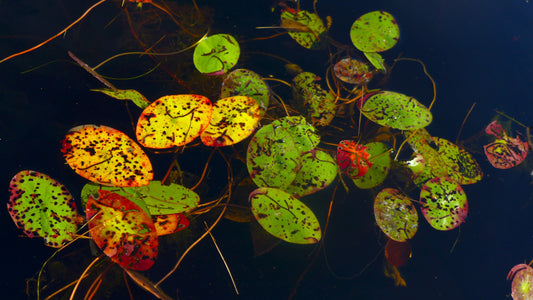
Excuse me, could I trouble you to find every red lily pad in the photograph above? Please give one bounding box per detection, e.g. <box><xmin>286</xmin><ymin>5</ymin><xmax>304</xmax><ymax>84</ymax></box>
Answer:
<box><xmin>508</xmin><ymin>264</ymin><xmax>533</xmax><ymax>300</ymax></box>
<box><xmin>86</xmin><ymin>190</ymin><xmax>158</xmax><ymax>270</ymax></box>
<box><xmin>484</xmin><ymin>121</ymin><xmax>529</xmax><ymax>169</ymax></box>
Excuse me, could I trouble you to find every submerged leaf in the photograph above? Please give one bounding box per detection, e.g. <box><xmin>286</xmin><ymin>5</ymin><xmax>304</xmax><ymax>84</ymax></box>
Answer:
<box><xmin>92</xmin><ymin>88</ymin><xmax>151</xmax><ymax>109</ymax></box>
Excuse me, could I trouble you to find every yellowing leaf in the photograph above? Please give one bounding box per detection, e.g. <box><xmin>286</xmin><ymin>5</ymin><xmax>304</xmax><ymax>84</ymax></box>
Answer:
<box><xmin>136</xmin><ymin>95</ymin><xmax>213</xmax><ymax>149</ymax></box>
<box><xmin>61</xmin><ymin>125</ymin><xmax>153</xmax><ymax>187</ymax></box>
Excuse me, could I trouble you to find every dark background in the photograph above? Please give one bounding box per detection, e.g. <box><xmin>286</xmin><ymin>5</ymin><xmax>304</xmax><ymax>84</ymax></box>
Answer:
<box><xmin>1</xmin><ymin>0</ymin><xmax>533</xmax><ymax>299</ymax></box>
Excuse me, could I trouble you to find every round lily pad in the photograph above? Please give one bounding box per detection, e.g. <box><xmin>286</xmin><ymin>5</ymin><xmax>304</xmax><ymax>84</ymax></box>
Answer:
<box><xmin>281</xmin><ymin>10</ymin><xmax>327</xmax><ymax>49</ymax></box>
<box><xmin>350</xmin><ymin>11</ymin><xmax>399</xmax><ymax>53</ymax></box>
<box><xmin>8</xmin><ymin>170</ymin><xmax>83</xmax><ymax>247</ymax></box>
<box><xmin>374</xmin><ymin>188</ymin><xmax>418</xmax><ymax>242</ymax></box>
<box><xmin>220</xmin><ymin>69</ymin><xmax>270</xmax><ymax>114</ymax></box>
<box><xmin>201</xmin><ymin>95</ymin><xmax>262</xmax><ymax>147</ymax></box>
<box><xmin>62</xmin><ymin>125</ymin><xmax>153</xmax><ymax>187</ymax></box>
<box><xmin>508</xmin><ymin>264</ymin><xmax>533</xmax><ymax>300</ymax></box>
<box><xmin>136</xmin><ymin>94</ymin><xmax>213</xmax><ymax>149</ymax></box>
<box><xmin>333</xmin><ymin>57</ymin><xmax>373</xmax><ymax>85</ymax></box>
<box><xmin>360</xmin><ymin>91</ymin><xmax>432</xmax><ymax>130</ymax></box>
<box><xmin>420</xmin><ymin>177</ymin><xmax>467</xmax><ymax>231</ymax></box>
<box><xmin>193</xmin><ymin>34</ymin><xmax>240</xmax><ymax>75</ymax></box>
<box><xmin>249</xmin><ymin>187</ymin><xmax>321</xmax><ymax>244</ymax></box>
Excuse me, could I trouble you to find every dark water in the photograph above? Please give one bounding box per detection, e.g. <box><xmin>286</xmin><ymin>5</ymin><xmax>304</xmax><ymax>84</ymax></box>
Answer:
<box><xmin>1</xmin><ymin>0</ymin><xmax>533</xmax><ymax>299</ymax></box>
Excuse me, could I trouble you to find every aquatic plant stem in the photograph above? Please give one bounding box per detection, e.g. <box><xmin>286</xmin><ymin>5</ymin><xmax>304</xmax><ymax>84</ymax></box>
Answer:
<box><xmin>455</xmin><ymin>102</ymin><xmax>476</xmax><ymax>144</ymax></box>
<box><xmin>68</xmin><ymin>51</ymin><xmax>117</xmax><ymax>91</ymax></box>
<box><xmin>69</xmin><ymin>255</ymin><xmax>104</xmax><ymax>300</ymax></box>
<box><xmin>204</xmin><ymin>222</ymin><xmax>239</xmax><ymax>295</ymax></box>
<box><xmin>0</xmin><ymin>0</ymin><xmax>108</xmax><ymax>64</ymax></box>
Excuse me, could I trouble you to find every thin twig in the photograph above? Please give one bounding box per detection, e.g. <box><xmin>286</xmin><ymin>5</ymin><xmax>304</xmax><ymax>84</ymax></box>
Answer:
<box><xmin>204</xmin><ymin>222</ymin><xmax>239</xmax><ymax>295</ymax></box>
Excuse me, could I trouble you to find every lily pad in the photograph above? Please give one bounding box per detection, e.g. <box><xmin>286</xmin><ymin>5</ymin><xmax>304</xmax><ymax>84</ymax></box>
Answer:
<box><xmin>220</xmin><ymin>69</ymin><xmax>270</xmax><ymax>114</ymax></box>
<box><xmin>7</xmin><ymin>170</ymin><xmax>83</xmax><ymax>248</ymax></box>
<box><xmin>352</xmin><ymin>142</ymin><xmax>392</xmax><ymax>189</ymax></box>
<box><xmin>374</xmin><ymin>188</ymin><xmax>418</xmax><ymax>242</ymax></box>
<box><xmin>280</xmin><ymin>10</ymin><xmax>327</xmax><ymax>49</ymax></box>
<box><xmin>333</xmin><ymin>57</ymin><xmax>373</xmax><ymax>85</ymax></box>
<box><xmin>193</xmin><ymin>34</ymin><xmax>240</xmax><ymax>75</ymax></box>
<box><xmin>420</xmin><ymin>177</ymin><xmax>467</xmax><ymax>231</ymax></box>
<box><xmin>62</xmin><ymin>125</ymin><xmax>153</xmax><ymax>187</ymax></box>
<box><xmin>292</xmin><ymin>72</ymin><xmax>336</xmax><ymax>126</ymax></box>
<box><xmin>508</xmin><ymin>264</ymin><xmax>533</xmax><ymax>300</ymax></box>
<box><xmin>360</xmin><ymin>91</ymin><xmax>432</xmax><ymax>130</ymax></box>
<box><xmin>201</xmin><ymin>95</ymin><xmax>262</xmax><ymax>147</ymax></box>
<box><xmin>136</xmin><ymin>94</ymin><xmax>213</xmax><ymax>149</ymax></box>
<box><xmin>249</xmin><ymin>187</ymin><xmax>321</xmax><ymax>244</ymax></box>
<box><xmin>484</xmin><ymin>121</ymin><xmax>529</xmax><ymax>169</ymax></box>
<box><xmin>350</xmin><ymin>11</ymin><xmax>400</xmax><ymax>53</ymax></box>
<box><xmin>86</xmin><ymin>190</ymin><xmax>158</xmax><ymax>270</ymax></box>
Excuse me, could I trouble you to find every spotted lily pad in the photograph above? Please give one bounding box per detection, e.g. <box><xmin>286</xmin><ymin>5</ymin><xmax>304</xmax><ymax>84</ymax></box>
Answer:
<box><xmin>284</xmin><ymin>149</ymin><xmax>338</xmax><ymax>197</ymax></box>
<box><xmin>193</xmin><ymin>34</ymin><xmax>240</xmax><ymax>75</ymax></box>
<box><xmin>484</xmin><ymin>121</ymin><xmax>529</xmax><ymax>169</ymax></box>
<box><xmin>249</xmin><ymin>187</ymin><xmax>321</xmax><ymax>244</ymax></box>
<box><xmin>333</xmin><ymin>57</ymin><xmax>373</xmax><ymax>85</ymax></box>
<box><xmin>201</xmin><ymin>95</ymin><xmax>262</xmax><ymax>147</ymax></box>
<box><xmin>136</xmin><ymin>95</ymin><xmax>213</xmax><ymax>149</ymax></box>
<box><xmin>91</xmin><ymin>88</ymin><xmax>151</xmax><ymax>109</ymax></box>
<box><xmin>374</xmin><ymin>188</ymin><xmax>418</xmax><ymax>242</ymax></box>
<box><xmin>220</xmin><ymin>69</ymin><xmax>270</xmax><ymax>114</ymax></box>
<box><xmin>350</xmin><ymin>11</ymin><xmax>400</xmax><ymax>53</ymax></box>
<box><xmin>280</xmin><ymin>10</ymin><xmax>327</xmax><ymax>49</ymax></box>
<box><xmin>81</xmin><ymin>181</ymin><xmax>200</xmax><ymax>215</ymax></box>
<box><xmin>292</xmin><ymin>72</ymin><xmax>336</xmax><ymax>126</ymax></box>
<box><xmin>360</xmin><ymin>91</ymin><xmax>432</xmax><ymax>130</ymax></box>
<box><xmin>61</xmin><ymin>125</ymin><xmax>153</xmax><ymax>187</ymax></box>
<box><xmin>352</xmin><ymin>142</ymin><xmax>392</xmax><ymax>189</ymax></box>
<box><xmin>508</xmin><ymin>264</ymin><xmax>533</xmax><ymax>300</ymax></box>
<box><xmin>247</xmin><ymin>123</ymin><xmax>301</xmax><ymax>189</ymax></box>
<box><xmin>420</xmin><ymin>177</ymin><xmax>467</xmax><ymax>231</ymax></box>
<box><xmin>86</xmin><ymin>190</ymin><xmax>158</xmax><ymax>270</ymax></box>
<box><xmin>7</xmin><ymin>170</ymin><xmax>83</xmax><ymax>247</ymax></box>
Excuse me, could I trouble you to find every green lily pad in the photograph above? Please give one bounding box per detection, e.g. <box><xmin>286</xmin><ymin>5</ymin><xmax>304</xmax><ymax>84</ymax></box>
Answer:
<box><xmin>193</xmin><ymin>34</ymin><xmax>240</xmax><ymax>75</ymax></box>
<box><xmin>374</xmin><ymin>188</ymin><xmax>418</xmax><ymax>242</ymax></box>
<box><xmin>220</xmin><ymin>69</ymin><xmax>270</xmax><ymax>115</ymax></box>
<box><xmin>284</xmin><ymin>149</ymin><xmax>338</xmax><ymax>197</ymax></box>
<box><xmin>292</xmin><ymin>72</ymin><xmax>336</xmax><ymax>126</ymax></box>
<box><xmin>247</xmin><ymin>123</ymin><xmax>301</xmax><ymax>189</ymax></box>
<box><xmin>136</xmin><ymin>94</ymin><xmax>213</xmax><ymax>149</ymax></box>
<box><xmin>419</xmin><ymin>177</ymin><xmax>467</xmax><ymax>231</ymax></box>
<box><xmin>350</xmin><ymin>11</ymin><xmax>400</xmax><ymax>53</ymax></box>
<box><xmin>352</xmin><ymin>142</ymin><xmax>392</xmax><ymax>189</ymax></box>
<box><xmin>360</xmin><ymin>91</ymin><xmax>432</xmax><ymax>130</ymax></box>
<box><xmin>280</xmin><ymin>10</ymin><xmax>327</xmax><ymax>49</ymax></box>
<box><xmin>92</xmin><ymin>88</ymin><xmax>151</xmax><ymax>109</ymax></box>
<box><xmin>249</xmin><ymin>187</ymin><xmax>321</xmax><ymax>244</ymax></box>
<box><xmin>8</xmin><ymin>170</ymin><xmax>83</xmax><ymax>248</ymax></box>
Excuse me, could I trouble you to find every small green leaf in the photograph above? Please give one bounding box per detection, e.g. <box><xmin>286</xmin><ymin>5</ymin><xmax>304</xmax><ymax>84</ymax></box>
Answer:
<box><xmin>249</xmin><ymin>187</ymin><xmax>321</xmax><ymax>244</ymax></box>
<box><xmin>374</xmin><ymin>188</ymin><xmax>418</xmax><ymax>242</ymax></box>
<box><xmin>350</xmin><ymin>11</ymin><xmax>400</xmax><ymax>53</ymax></box>
<box><xmin>420</xmin><ymin>177</ymin><xmax>467</xmax><ymax>231</ymax></box>
<box><xmin>8</xmin><ymin>170</ymin><xmax>83</xmax><ymax>247</ymax></box>
<box><xmin>281</xmin><ymin>10</ymin><xmax>327</xmax><ymax>49</ymax></box>
<box><xmin>92</xmin><ymin>88</ymin><xmax>151</xmax><ymax>109</ymax></box>
<box><xmin>193</xmin><ymin>34</ymin><xmax>240</xmax><ymax>75</ymax></box>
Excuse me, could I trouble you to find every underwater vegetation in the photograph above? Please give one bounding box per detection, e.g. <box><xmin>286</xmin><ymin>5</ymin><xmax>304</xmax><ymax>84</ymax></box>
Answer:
<box><xmin>3</xmin><ymin>0</ymin><xmax>533</xmax><ymax>299</ymax></box>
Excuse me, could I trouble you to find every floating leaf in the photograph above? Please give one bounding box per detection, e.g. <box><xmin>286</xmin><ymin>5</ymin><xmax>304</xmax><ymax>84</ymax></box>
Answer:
<box><xmin>220</xmin><ymin>69</ymin><xmax>270</xmax><ymax>114</ymax></box>
<box><xmin>352</xmin><ymin>142</ymin><xmax>392</xmax><ymax>189</ymax></box>
<box><xmin>350</xmin><ymin>11</ymin><xmax>400</xmax><ymax>53</ymax></box>
<box><xmin>433</xmin><ymin>137</ymin><xmax>483</xmax><ymax>184</ymax></box>
<box><xmin>271</xmin><ymin>116</ymin><xmax>320</xmax><ymax>153</ymax></box>
<box><xmin>337</xmin><ymin>140</ymin><xmax>372</xmax><ymax>179</ymax></box>
<box><xmin>201</xmin><ymin>95</ymin><xmax>262</xmax><ymax>147</ymax></box>
<box><xmin>81</xmin><ymin>181</ymin><xmax>200</xmax><ymax>216</ymax></box>
<box><xmin>247</xmin><ymin>123</ymin><xmax>301</xmax><ymax>189</ymax></box>
<box><xmin>360</xmin><ymin>91</ymin><xmax>432</xmax><ymax>130</ymax></box>
<box><xmin>484</xmin><ymin>121</ymin><xmax>529</xmax><ymax>169</ymax></box>
<box><xmin>62</xmin><ymin>125</ymin><xmax>153</xmax><ymax>187</ymax></box>
<box><xmin>292</xmin><ymin>72</ymin><xmax>336</xmax><ymax>126</ymax></box>
<box><xmin>193</xmin><ymin>34</ymin><xmax>240</xmax><ymax>75</ymax></box>
<box><xmin>92</xmin><ymin>88</ymin><xmax>151</xmax><ymax>109</ymax></box>
<box><xmin>508</xmin><ymin>264</ymin><xmax>533</xmax><ymax>300</ymax></box>
<box><xmin>249</xmin><ymin>187</ymin><xmax>321</xmax><ymax>244</ymax></box>
<box><xmin>152</xmin><ymin>213</ymin><xmax>189</xmax><ymax>236</ymax></box>
<box><xmin>333</xmin><ymin>57</ymin><xmax>373</xmax><ymax>85</ymax></box>
<box><xmin>280</xmin><ymin>10</ymin><xmax>327</xmax><ymax>49</ymax></box>
<box><xmin>374</xmin><ymin>188</ymin><xmax>418</xmax><ymax>242</ymax></box>
<box><xmin>284</xmin><ymin>149</ymin><xmax>338</xmax><ymax>197</ymax></box>
<box><xmin>419</xmin><ymin>177</ymin><xmax>467</xmax><ymax>231</ymax></box>
<box><xmin>363</xmin><ymin>51</ymin><xmax>386</xmax><ymax>72</ymax></box>
<box><xmin>87</xmin><ymin>190</ymin><xmax>158</xmax><ymax>270</ymax></box>
<box><xmin>7</xmin><ymin>170</ymin><xmax>83</xmax><ymax>248</ymax></box>
<box><xmin>136</xmin><ymin>95</ymin><xmax>213</xmax><ymax>149</ymax></box>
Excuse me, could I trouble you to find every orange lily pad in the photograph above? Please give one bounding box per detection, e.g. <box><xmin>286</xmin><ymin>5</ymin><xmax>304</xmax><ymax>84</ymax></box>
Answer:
<box><xmin>61</xmin><ymin>125</ymin><xmax>153</xmax><ymax>187</ymax></box>
<box><xmin>86</xmin><ymin>190</ymin><xmax>158</xmax><ymax>270</ymax></box>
